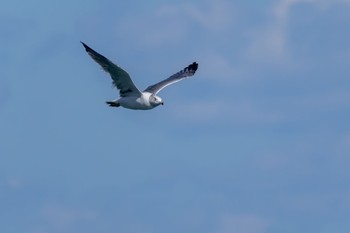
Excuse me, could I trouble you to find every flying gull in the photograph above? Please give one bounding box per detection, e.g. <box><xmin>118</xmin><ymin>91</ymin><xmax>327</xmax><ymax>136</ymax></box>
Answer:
<box><xmin>81</xmin><ymin>42</ymin><xmax>198</xmax><ymax>110</ymax></box>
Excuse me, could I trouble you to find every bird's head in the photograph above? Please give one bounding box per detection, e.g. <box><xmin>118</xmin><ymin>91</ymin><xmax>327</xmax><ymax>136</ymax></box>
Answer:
<box><xmin>149</xmin><ymin>95</ymin><xmax>164</xmax><ymax>107</ymax></box>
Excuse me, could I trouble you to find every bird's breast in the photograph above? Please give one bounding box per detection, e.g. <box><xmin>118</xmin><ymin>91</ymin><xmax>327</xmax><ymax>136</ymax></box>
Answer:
<box><xmin>118</xmin><ymin>94</ymin><xmax>154</xmax><ymax>110</ymax></box>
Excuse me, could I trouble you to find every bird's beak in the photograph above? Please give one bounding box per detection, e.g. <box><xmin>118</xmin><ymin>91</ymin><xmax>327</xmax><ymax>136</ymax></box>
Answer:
<box><xmin>161</xmin><ymin>102</ymin><xmax>164</xmax><ymax>105</ymax></box>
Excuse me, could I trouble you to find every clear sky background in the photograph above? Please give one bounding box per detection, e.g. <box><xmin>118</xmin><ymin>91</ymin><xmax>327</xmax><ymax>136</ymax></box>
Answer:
<box><xmin>1</xmin><ymin>0</ymin><xmax>350</xmax><ymax>233</ymax></box>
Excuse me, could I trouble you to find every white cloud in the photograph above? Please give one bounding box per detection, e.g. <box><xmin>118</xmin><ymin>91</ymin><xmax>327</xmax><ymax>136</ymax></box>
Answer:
<box><xmin>244</xmin><ymin>0</ymin><xmax>350</xmax><ymax>65</ymax></box>
<box><xmin>272</xmin><ymin>0</ymin><xmax>350</xmax><ymax>20</ymax></box>
<box><xmin>115</xmin><ymin>0</ymin><xmax>236</xmax><ymax>48</ymax></box>
<box><xmin>244</xmin><ymin>0</ymin><xmax>302</xmax><ymax>64</ymax></box>
<box><xmin>273</xmin><ymin>0</ymin><xmax>311</xmax><ymax>19</ymax></box>
<box><xmin>182</xmin><ymin>0</ymin><xmax>236</xmax><ymax>31</ymax></box>
<box><xmin>245</xmin><ymin>26</ymin><xmax>288</xmax><ymax>64</ymax></box>
<box><xmin>153</xmin><ymin>0</ymin><xmax>236</xmax><ymax>32</ymax></box>
<box><xmin>309</xmin><ymin>0</ymin><xmax>350</xmax><ymax>7</ymax></box>
<box><xmin>116</xmin><ymin>12</ymin><xmax>188</xmax><ymax>48</ymax></box>
<box><xmin>215</xmin><ymin>214</ymin><xmax>271</xmax><ymax>233</ymax></box>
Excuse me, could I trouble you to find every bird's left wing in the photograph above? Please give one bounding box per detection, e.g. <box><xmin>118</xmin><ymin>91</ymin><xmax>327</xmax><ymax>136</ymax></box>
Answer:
<box><xmin>81</xmin><ymin>42</ymin><xmax>142</xmax><ymax>97</ymax></box>
<box><xmin>144</xmin><ymin>62</ymin><xmax>198</xmax><ymax>95</ymax></box>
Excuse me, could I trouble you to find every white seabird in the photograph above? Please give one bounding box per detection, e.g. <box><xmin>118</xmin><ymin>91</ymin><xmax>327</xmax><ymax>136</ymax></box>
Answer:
<box><xmin>81</xmin><ymin>42</ymin><xmax>198</xmax><ymax>110</ymax></box>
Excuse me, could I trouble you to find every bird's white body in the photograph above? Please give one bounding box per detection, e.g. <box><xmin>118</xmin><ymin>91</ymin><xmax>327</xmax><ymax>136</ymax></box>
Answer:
<box><xmin>115</xmin><ymin>92</ymin><xmax>154</xmax><ymax>110</ymax></box>
<box><xmin>81</xmin><ymin>42</ymin><xmax>198</xmax><ymax>110</ymax></box>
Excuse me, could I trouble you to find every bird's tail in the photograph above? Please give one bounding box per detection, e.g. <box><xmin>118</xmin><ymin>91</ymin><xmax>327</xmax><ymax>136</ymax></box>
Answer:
<box><xmin>106</xmin><ymin>101</ymin><xmax>120</xmax><ymax>107</ymax></box>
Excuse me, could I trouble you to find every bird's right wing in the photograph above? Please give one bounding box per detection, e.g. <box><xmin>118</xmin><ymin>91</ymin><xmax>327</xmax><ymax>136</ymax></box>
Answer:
<box><xmin>81</xmin><ymin>42</ymin><xmax>142</xmax><ymax>97</ymax></box>
<box><xmin>144</xmin><ymin>62</ymin><xmax>198</xmax><ymax>95</ymax></box>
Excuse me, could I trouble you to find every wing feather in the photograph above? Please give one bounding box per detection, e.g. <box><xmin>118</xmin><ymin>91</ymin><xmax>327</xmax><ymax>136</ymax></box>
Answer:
<box><xmin>144</xmin><ymin>62</ymin><xmax>198</xmax><ymax>95</ymax></box>
<box><xmin>81</xmin><ymin>42</ymin><xmax>142</xmax><ymax>97</ymax></box>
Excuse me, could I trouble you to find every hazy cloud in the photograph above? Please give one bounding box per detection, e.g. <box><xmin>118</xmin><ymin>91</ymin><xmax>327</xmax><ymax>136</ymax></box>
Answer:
<box><xmin>215</xmin><ymin>214</ymin><xmax>271</xmax><ymax>233</ymax></box>
<box><xmin>244</xmin><ymin>0</ymin><xmax>296</xmax><ymax>64</ymax></box>
<box><xmin>115</xmin><ymin>0</ymin><xmax>236</xmax><ymax>48</ymax></box>
<box><xmin>244</xmin><ymin>0</ymin><xmax>349</xmax><ymax>64</ymax></box>
<box><xmin>196</xmin><ymin>51</ymin><xmax>239</xmax><ymax>85</ymax></box>
<box><xmin>41</xmin><ymin>203</ymin><xmax>97</xmax><ymax>229</ymax></box>
<box><xmin>169</xmin><ymin>98</ymin><xmax>282</xmax><ymax>126</ymax></box>
<box><xmin>116</xmin><ymin>11</ymin><xmax>188</xmax><ymax>48</ymax></box>
<box><xmin>6</xmin><ymin>177</ymin><xmax>22</xmax><ymax>189</ymax></box>
<box><xmin>181</xmin><ymin>0</ymin><xmax>236</xmax><ymax>31</ymax></box>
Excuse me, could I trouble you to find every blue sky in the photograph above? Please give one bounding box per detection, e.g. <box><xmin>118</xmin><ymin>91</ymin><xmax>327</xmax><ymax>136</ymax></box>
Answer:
<box><xmin>1</xmin><ymin>0</ymin><xmax>350</xmax><ymax>232</ymax></box>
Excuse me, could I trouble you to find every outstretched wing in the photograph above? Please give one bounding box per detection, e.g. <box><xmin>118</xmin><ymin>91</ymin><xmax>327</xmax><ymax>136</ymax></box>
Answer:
<box><xmin>81</xmin><ymin>42</ymin><xmax>142</xmax><ymax>97</ymax></box>
<box><xmin>144</xmin><ymin>62</ymin><xmax>198</xmax><ymax>95</ymax></box>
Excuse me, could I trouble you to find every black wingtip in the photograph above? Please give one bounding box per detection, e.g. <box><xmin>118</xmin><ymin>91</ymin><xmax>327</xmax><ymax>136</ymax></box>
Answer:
<box><xmin>80</xmin><ymin>41</ymin><xmax>92</xmax><ymax>52</ymax></box>
<box><xmin>189</xmin><ymin>62</ymin><xmax>198</xmax><ymax>72</ymax></box>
